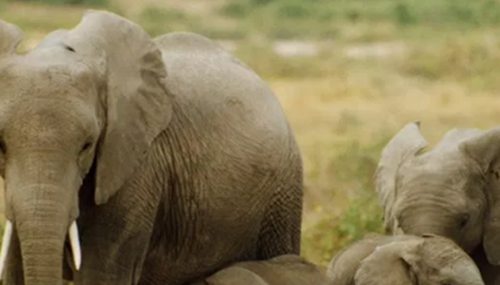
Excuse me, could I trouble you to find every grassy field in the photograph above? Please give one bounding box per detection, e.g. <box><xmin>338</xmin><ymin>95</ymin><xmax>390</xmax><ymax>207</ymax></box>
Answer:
<box><xmin>1</xmin><ymin>0</ymin><xmax>500</xmax><ymax>267</ymax></box>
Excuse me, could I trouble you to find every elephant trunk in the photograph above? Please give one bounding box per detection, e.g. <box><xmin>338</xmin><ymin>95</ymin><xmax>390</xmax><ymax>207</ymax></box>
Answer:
<box><xmin>0</xmin><ymin>151</ymin><xmax>84</xmax><ymax>284</ymax></box>
<box><xmin>14</xmin><ymin>184</ymin><xmax>71</xmax><ymax>285</ymax></box>
<box><xmin>0</xmin><ymin>178</ymin><xmax>82</xmax><ymax>285</ymax></box>
<box><xmin>453</xmin><ymin>257</ymin><xmax>485</xmax><ymax>285</ymax></box>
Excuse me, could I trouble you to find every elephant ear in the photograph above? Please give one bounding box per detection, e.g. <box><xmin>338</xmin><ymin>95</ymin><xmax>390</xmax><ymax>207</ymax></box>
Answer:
<box><xmin>62</xmin><ymin>10</ymin><xmax>173</xmax><ymax>205</ymax></box>
<box><xmin>0</xmin><ymin>18</ymin><xmax>23</xmax><ymax>59</ymax></box>
<box><xmin>397</xmin><ymin>239</ymin><xmax>424</xmax><ymax>284</ymax></box>
<box><xmin>458</xmin><ymin>126</ymin><xmax>500</xmax><ymax>265</ymax></box>
<box><xmin>355</xmin><ymin>239</ymin><xmax>423</xmax><ymax>285</ymax></box>
<box><xmin>375</xmin><ymin>122</ymin><xmax>428</xmax><ymax>233</ymax></box>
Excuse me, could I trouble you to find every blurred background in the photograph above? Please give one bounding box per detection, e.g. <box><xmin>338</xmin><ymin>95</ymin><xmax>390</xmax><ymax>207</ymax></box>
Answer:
<box><xmin>1</xmin><ymin>0</ymin><xmax>500</xmax><ymax>266</ymax></box>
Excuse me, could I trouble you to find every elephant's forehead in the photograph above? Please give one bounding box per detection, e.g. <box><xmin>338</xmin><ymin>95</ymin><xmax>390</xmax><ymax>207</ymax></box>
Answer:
<box><xmin>401</xmin><ymin>158</ymin><xmax>469</xmax><ymax>185</ymax></box>
<box><xmin>9</xmin><ymin>100</ymin><xmax>94</xmax><ymax>136</ymax></box>
<box><xmin>0</xmin><ymin>46</ymin><xmax>93</xmax><ymax>90</ymax></box>
<box><xmin>0</xmin><ymin>65</ymin><xmax>98</xmax><ymax>143</ymax></box>
<box><xmin>1</xmin><ymin>49</ymin><xmax>63</xmax><ymax>71</ymax></box>
<box><xmin>0</xmin><ymin>56</ymin><xmax>96</xmax><ymax>110</ymax></box>
<box><xmin>0</xmin><ymin>76</ymin><xmax>92</xmax><ymax>119</ymax></box>
<box><xmin>0</xmin><ymin>69</ymin><xmax>66</xmax><ymax>103</ymax></box>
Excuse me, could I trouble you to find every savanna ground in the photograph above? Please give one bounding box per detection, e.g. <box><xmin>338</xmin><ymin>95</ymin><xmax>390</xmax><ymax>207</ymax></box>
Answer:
<box><xmin>1</xmin><ymin>0</ymin><xmax>500</xmax><ymax>267</ymax></box>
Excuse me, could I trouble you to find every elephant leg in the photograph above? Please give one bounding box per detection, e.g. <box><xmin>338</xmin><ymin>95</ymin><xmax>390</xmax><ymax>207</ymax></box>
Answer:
<box><xmin>256</xmin><ymin>177</ymin><xmax>303</xmax><ymax>259</ymax></box>
<box><xmin>3</xmin><ymin>231</ymin><xmax>24</xmax><ymax>285</ymax></box>
<box><xmin>71</xmin><ymin>213</ymin><xmax>153</xmax><ymax>285</ymax></box>
<box><xmin>72</xmin><ymin>186</ymin><xmax>160</xmax><ymax>285</ymax></box>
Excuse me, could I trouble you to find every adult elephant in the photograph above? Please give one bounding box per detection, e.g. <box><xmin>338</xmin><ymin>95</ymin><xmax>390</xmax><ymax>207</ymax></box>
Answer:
<box><xmin>0</xmin><ymin>10</ymin><xmax>303</xmax><ymax>285</ymax></box>
<box><xmin>375</xmin><ymin>122</ymin><xmax>500</xmax><ymax>284</ymax></box>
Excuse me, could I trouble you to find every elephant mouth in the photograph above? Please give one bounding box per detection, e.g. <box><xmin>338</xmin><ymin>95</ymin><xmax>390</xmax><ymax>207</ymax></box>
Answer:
<box><xmin>0</xmin><ymin>220</ymin><xmax>82</xmax><ymax>279</ymax></box>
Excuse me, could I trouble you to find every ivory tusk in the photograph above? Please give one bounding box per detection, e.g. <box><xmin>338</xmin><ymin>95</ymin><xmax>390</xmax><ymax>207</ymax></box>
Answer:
<box><xmin>69</xmin><ymin>221</ymin><xmax>81</xmax><ymax>270</ymax></box>
<box><xmin>0</xmin><ymin>220</ymin><xmax>13</xmax><ymax>280</ymax></box>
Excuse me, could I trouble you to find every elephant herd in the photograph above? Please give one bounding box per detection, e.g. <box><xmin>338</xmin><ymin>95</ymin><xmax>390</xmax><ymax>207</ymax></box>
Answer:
<box><xmin>0</xmin><ymin>7</ymin><xmax>496</xmax><ymax>285</ymax></box>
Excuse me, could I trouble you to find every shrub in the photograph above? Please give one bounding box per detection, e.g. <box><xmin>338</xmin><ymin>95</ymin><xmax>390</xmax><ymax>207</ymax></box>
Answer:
<box><xmin>301</xmin><ymin>138</ymin><xmax>388</xmax><ymax>265</ymax></box>
<box><xmin>274</xmin><ymin>0</ymin><xmax>312</xmax><ymax>19</ymax></box>
<box><xmin>394</xmin><ymin>2</ymin><xmax>416</xmax><ymax>25</ymax></box>
<box><xmin>219</xmin><ymin>1</ymin><xmax>253</xmax><ymax>17</ymax></box>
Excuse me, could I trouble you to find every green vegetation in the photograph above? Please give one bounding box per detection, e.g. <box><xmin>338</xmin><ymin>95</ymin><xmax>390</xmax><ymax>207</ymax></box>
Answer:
<box><xmin>217</xmin><ymin>0</ymin><xmax>500</xmax><ymax>40</ymax></box>
<box><xmin>137</xmin><ymin>5</ymin><xmax>249</xmax><ymax>39</ymax></box>
<box><xmin>6</xmin><ymin>0</ymin><xmax>107</xmax><ymax>6</ymax></box>
<box><xmin>1</xmin><ymin>0</ymin><xmax>500</xmax><ymax>269</ymax></box>
<box><xmin>301</xmin><ymin>139</ymin><xmax>386</xmax><ymax>264</ymax></box>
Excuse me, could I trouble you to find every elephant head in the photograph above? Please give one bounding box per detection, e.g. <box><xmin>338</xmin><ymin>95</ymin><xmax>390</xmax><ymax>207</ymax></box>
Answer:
<box><xmin>354</xmin><ymin>234</ymin><xmax>484</xmax><ymax>285</ymax></box>
<box><xmin>376</xmin><ymin>122</ymin><xmax>500</xmax><ymax>265</ymax></box>
<box><xmin>0</xmin><ymin>10</ymin><xmax>171</xmax><ymax>284</ymax></box>
<box><xmin>328</xmin><ymin>233</ymin><xmax>484</xmax><ymax>285</ymax></box>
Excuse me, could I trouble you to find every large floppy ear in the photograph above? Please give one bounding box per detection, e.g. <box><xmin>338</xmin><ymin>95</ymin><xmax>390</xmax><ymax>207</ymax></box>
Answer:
<box><xmin>62</xmin><ymin>10</ymin><xmax>173</xmax><ymax>205</ymax></box>
<box><xmin>355</xmin><ymin>239</ymin><xmax>423</xmax><ymax>285</ymax></box>
<box><xmin>397</xmin><ymin>239</ymin><xmax>424</xmax><ymax>283</ymax></box>
<box><xmin>375</xmin><ymin>122</ymin><xmax>428</xmax><ymax>233</ymax></box>
<box><xmin>0</xmin><ymin>18</ymin><xmax>23</xmax><ymax>59</ymax></box>
<box><xmin>458</xmin><ymin>126</ymin><xmax>500</xmax><ymax>265</ymax></box>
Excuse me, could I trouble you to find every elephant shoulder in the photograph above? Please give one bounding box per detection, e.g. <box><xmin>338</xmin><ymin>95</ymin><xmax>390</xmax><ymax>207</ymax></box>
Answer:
<box><xmin>266</xmin><ymin>254</ymin><xmax>321</xmax><ymax>272</ymax></box>
<box><xmin>232</xmin><ymin>255</ymin><xmax>329</xmax><ymax>285</ymax></box>
<box><xmin>154</xmin><ymin>33</ymin><xmax>294</xmax><ymax>162</ymax></box>
<box><xmin>154</xmin><ymin>33</ymin><xmax>290</xmax><ymax>141</ymax></box>
<box><xmin>267</xmin><ymin>254</ymin><xmax>309</xmax><ymax>264</ymax></box>
<box><xmin>203</xmin><ymin>266</ymin><xmax>269</xmax><ymax>285</ymax></box>
<box><xmin>154</xmin><ymin>32</ymin><xmax>223</xmax><ymax>54</ymax></box>
<box><xmin>154</xmin><ymin>32</ymin><xmax>254</xmax><ymax>73</ymax></box>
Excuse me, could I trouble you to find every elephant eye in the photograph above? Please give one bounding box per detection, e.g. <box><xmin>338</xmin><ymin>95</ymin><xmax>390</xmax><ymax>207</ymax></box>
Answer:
<box><xmin>65</xmin><ymin>45</ymin><xmax>75</xmax><ymax>52</ymax></box>
<box><xmin>458</xmin><ymin>214</ymin><xmax>469</xmax><ymax>229</ymax></box>
<box><xmin>80</xmin><ymin>141</ymin><xmax>92</xmax><ymax>154</ymax></box>
<box><xmin>0</xmin><ymin>139</ymin><xmax>6</xmax><ymax>154</ymax></box>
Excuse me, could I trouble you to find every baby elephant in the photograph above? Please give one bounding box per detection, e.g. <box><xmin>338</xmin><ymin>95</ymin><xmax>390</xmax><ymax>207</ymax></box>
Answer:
<box><xmin>191</xmin><ymin>254</ymin><xmax>331</xmax><ymax>285</ymax></box>
<box><xmin>327</xmin><ymin>233</ymin><xmax>484</xmax><ymax>285</ymax></box>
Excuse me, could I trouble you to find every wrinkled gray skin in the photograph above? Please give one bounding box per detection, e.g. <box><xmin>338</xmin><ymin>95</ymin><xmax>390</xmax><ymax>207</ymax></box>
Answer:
<box><xmin>327</xmin><ymin>233</ymin><xmax>485</xmax><ymax>285</ymax></box>
<box><xmin>376</xmin><ymin>122</ymin><xmax>500</xmax><ymax>284</ymax></box>
<box><xmin>0</xmin><ymin>10</ymin><xmax>303</xmax><ymax>285</ymax></box>
<box><xmin>190</xmin><ymin>254</ymin><xmax>330</xmax><ymax>285</ymax></box>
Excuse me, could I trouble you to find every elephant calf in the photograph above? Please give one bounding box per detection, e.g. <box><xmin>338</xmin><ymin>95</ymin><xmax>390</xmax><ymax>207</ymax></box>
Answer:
<box><xmin>191</xmin><ymin>254</ymin><xmax>331</xmax><ymax>285</ymax></box>
<box><xmin>327</xmin><ymin>233</ymin><xmax>484</xmax><ymax>285</ymax></box>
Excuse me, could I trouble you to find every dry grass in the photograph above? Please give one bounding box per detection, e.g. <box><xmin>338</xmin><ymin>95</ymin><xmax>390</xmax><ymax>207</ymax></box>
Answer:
<box><xmin>271</xmin><ymin>67</ymin><xmax>500</xmax><ymax>263</ymax></box>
